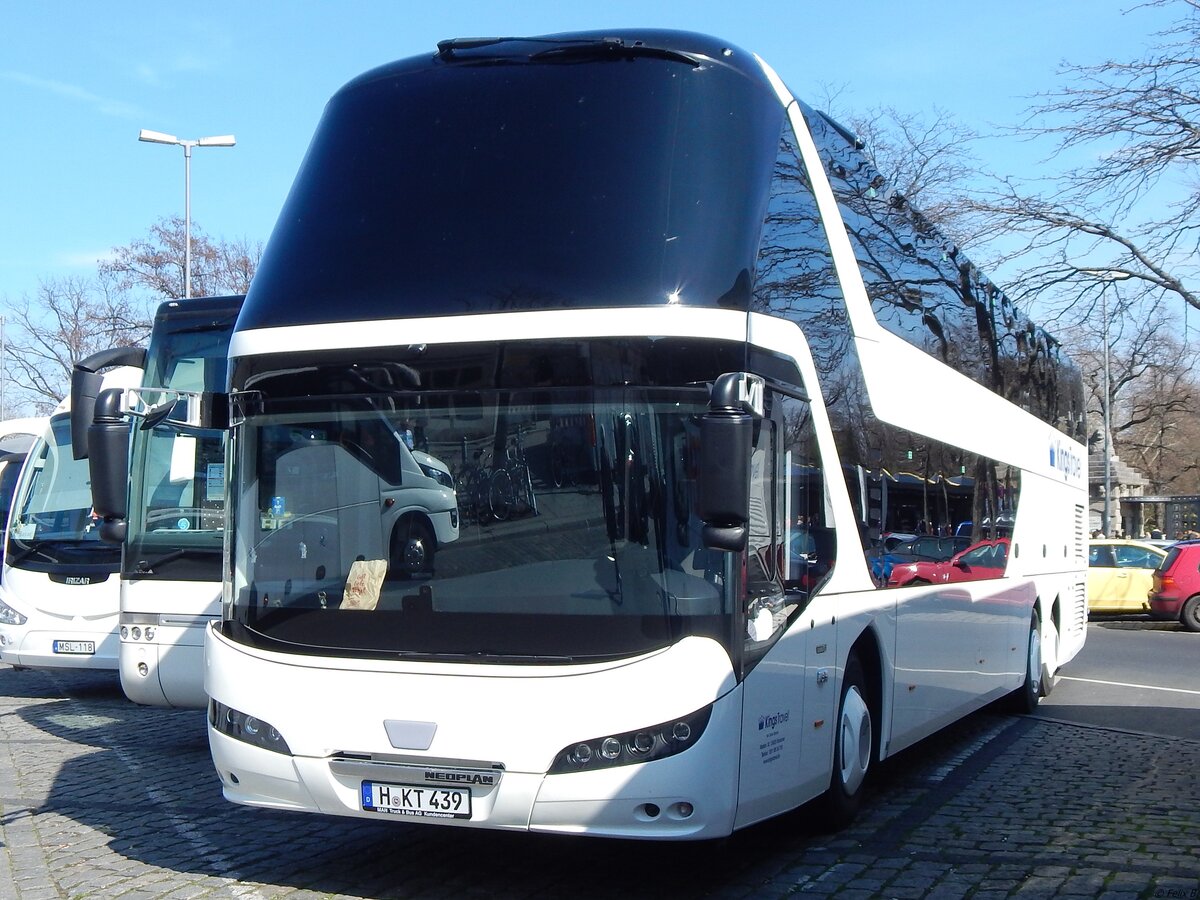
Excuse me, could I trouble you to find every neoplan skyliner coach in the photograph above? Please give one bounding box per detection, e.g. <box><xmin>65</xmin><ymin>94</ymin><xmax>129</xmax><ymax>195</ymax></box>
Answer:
<box><xmin>148</xmin><ymin>31</ymin><xmax>1088</xmax><ymax>839</ymax></box>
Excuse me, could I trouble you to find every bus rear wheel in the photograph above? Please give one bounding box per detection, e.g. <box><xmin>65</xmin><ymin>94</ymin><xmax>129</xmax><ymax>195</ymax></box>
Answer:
<box><xmin>1004</xmin><ymin>611</ymin><xmax>1042</xmax><ymax>714</ymax></box>
<box><xmin>821</xmin><ymin>654</ymin><xmax>873</xmax><ymax>829</ymax></box>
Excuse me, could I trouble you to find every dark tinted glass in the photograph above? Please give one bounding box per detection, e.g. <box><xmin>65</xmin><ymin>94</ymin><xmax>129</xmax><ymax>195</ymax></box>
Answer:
<box><xmin>239</xmin><ymin>48</ymin><xmax>784</xmax><ymax>329</ymax></box>
<box><xmin>800</xmin><ymin>105</ymin><xmax>1086</xmax><ymax>442</ymax></box>
<box><xmin>752</xmin><ymin>129</ymin><xmax>1021</xmax><ymax>588</ymax></box>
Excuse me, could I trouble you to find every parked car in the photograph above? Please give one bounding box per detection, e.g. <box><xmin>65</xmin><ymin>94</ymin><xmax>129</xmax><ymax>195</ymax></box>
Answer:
<box><xmin>869</xmin><ymin>534</ymin><xmax>970</xmax><ymax>584</ymax></box>
<box><xmin>880</xmin><ymin>531</ymin><xmax>919</xmax><ymax>552</ymax></box>
<box><xmin>888</xmin><ymin>538</ymin><xmax>1009</xmax><ymax>587</ymax></box>
<box><xmin>1087</xmin><ymin>539</ymin><xmax>1168</xmax><ymax>614</ymax></box>
<box><xmin>1148</xmin><ymin>539</ymin><xmax>1200</xmax><ymax>631</ymax></box>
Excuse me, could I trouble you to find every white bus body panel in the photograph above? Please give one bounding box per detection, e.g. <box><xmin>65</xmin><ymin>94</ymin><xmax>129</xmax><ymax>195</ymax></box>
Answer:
<box><xmin>120</xmin><ymin>577</ymin><xmax>220</xmax><ymax>707</ymax></box>
<box><xmin>207</xmin><ymin>627</ymin><xmax>741</xmax><ymax>839</ymax></box>
<box><xmin>0</xmin><ymin>566</ymin><xmax>119</xmax><ymax>669</ymax></box>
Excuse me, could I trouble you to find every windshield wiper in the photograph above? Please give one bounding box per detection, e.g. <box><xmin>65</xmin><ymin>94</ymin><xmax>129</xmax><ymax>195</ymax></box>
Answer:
<box><xmin>436</xmin><ymin>35</ymin><xmax>701</xmax><ymax>68</ymax></box>
<box><xmin>529</xmin><ymin>39</ymin><xmax>700</xmax><ymax>67</ymax></box>
<box><xmin>133</xmin><ymin>546</ymin><xmax>219</xmax><ymax>575</ymax></box>
<box><xmin>467</xmin><ymin>650</ymin><xmax>576</xmax><ymax>663</ymax></box>
<box><xmin>6</xmin><ymin>539</ymin><xmax>59</xmax><ymax>566</ymax></box>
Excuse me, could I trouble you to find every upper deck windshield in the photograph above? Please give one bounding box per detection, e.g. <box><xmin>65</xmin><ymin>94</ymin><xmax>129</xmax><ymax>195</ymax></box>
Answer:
<box><xmin>227</xmin><ymin>386</ymin><xmax>734</xmax><ymax>663</ymax></box>
<box><xmin>237</xmin><ymin>38</ymin><xmax>784</xmax><ymax>329</ymax></box>
<box><xmin>7</xmin><ymin>416</ymin><xmax>118</xmax><ymax>570</ymax></box>
<box><xmin>125</xmin><ymin>316</ymin><xmax>235</xmax><ymax>580</ymax></box>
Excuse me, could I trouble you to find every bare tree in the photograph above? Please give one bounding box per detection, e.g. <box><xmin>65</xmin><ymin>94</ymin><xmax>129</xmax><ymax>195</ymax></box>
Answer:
<box><xmin>846</xmin><ymin>105</ymin><xmax>984</xmax><ymax>244</ymax></box>
<box><xmin>2</xmin><ymin>217</ymin><xmax>261</xmax><ymax>416</ymax></box>
<box><xmin>970</xmin><ymin>0</ymin><xmax>1200</xmax><ymax>317</ymax></box>
<box><xmin>3</xmin><ymin>276</ymin><xmax>151</xmax><ymax>414</ymax></box>
<box><xmin>100</xmin><ymin>215</ymin><xmax>261</xmax><ymax>299</ymax></box>
<box><xmin>1065</xmin><ymin>296</ymin><xmax>1200</xmax><ymax>493</ymax></box>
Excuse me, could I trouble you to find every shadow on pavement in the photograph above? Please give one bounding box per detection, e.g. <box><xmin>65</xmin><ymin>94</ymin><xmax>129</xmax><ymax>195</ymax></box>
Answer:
<box><xmin>12</xmin><ymin>664</ymin><xmax>1198</xmax><ymax>898</ymax></box>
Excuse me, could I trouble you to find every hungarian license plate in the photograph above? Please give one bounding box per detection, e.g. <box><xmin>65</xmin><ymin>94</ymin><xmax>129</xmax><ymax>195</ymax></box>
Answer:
<box><xmin>361</xmin><ymin>781</ymin><xmax>471</xmax><ymax>819</ymax></box>
<box><xmin>52</xmin><ymin>640</ymin><xmax>96</xmax><ymax>655</ymax></box>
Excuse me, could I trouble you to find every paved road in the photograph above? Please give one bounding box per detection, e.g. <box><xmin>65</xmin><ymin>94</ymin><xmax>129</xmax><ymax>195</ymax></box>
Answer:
<box><xmin>1</xmin><ymin>659</ymin><xmax>1198</xmax><ymax>899</ymax></box>
<box><xmin>1039</xmin><ymin>618</ymin><xmax>1200</xmax><ymax>739</ymax></box>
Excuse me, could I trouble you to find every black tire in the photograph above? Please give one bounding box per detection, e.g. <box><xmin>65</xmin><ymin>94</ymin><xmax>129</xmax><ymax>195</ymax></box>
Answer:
<box><xmin>392</xmin><ymin>517</ymin><xmax>435</xmax><ymax>579</ymax></box>
<box><xmin>1004</xmin><ymin>611</ymin><xmax>1042</xmax><ymax>714</ymax></box>
<box><xmin>1181</xmin><ymin>595</ymin><xmax>1200</xmax><ymax>633</ymax></box>
<box><xmin>821</xmin><ymin>654</ymin><xmax>874</xmax><ymax>830</ymax></box>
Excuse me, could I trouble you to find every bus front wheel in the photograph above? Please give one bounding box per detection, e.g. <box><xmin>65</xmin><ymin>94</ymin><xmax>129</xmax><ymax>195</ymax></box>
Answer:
<box><xmin>392</xmin><ymin>517</ymin><xmax>435</xmax><ymax>579</ymax></box>
<box><xmin>821</xmin><ymin>654</ymin><xmax>873</xmax><ymax>829</ymax></box>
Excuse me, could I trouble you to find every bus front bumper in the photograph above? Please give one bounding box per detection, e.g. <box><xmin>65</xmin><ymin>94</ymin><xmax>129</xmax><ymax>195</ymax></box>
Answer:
<box><xmin>0</xmin><ymin>627</ymin><xmax>118</xmax><ymax>670</ymax></box>
<box><xmin>207</xmin><ymin>700</ymin><xmax>741</xmax><ymax>840</ymax></box>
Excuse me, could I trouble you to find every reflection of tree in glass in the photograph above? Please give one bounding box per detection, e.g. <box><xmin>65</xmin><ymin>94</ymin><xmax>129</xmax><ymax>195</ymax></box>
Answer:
<box><xmin>801</xmin><ymin>108</ymin><xmax>1086</xmax><ymax>444</ymax></box>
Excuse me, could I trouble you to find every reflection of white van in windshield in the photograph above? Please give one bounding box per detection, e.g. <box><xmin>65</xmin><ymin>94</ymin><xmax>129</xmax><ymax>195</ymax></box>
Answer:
<box><xmin>0</xmin><ymin>368</ymin><xmax>141</xmax><ymax>670</ymax></box>
<box><xmin>250</xmin><ymin>407</ymin><xmax>457</xmax><ymax>597</ymax></box>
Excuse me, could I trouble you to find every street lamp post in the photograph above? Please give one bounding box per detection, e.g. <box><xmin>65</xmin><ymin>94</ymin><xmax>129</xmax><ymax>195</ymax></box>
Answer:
<box><xmin>138</xmin><ymin>129</ymin><xmax>236</xmax><ymax>299</ymax></box>
<box><xmin>1080</xmin><ymin>268</ymin><xmax>1134</xmax><ymax>537</ymax></box>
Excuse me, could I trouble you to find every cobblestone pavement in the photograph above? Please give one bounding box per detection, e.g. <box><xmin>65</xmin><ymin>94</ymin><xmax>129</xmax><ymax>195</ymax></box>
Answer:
<box><xmin>1</xmin><ymin>666</ymin><xmax>1197</xmax><ymax>900</ymax></box>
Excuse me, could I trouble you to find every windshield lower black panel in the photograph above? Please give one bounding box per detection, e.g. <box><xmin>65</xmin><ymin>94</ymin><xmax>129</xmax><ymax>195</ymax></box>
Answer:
<box><xmin>229</xmin><ymin>383</ymin><xmax>734</xmax><ymax>663</ymax></box>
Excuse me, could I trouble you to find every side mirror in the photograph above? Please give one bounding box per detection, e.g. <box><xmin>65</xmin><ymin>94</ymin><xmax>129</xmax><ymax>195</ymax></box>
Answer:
<box><xmin>695</xmin><ymin>373</ymin><xmax>763</xmax><ymax>552</ymax></box>
<box><xmin>70</xmin><ymin>346</ymin><xmax>147</xmax><ymax>460</ymax></box>
<box><xmin>88</xmin><ymin>388</ymin><xmax>132</xmax><ymax>543</ymax></box>
<box><xmin>129</xmin><ymin>389</ymin><xmax>230</xmax><ymax>431</ymax></box>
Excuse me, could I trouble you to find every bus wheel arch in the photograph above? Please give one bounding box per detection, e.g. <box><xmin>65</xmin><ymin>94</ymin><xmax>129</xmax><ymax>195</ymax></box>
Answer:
<box><xmin>821</xmin><ymin>630</ymin><xmax>883</xmax><ymax>830</ymax></box>
<box><xmin>390</xmin><ymin>513</ymin><xmax>437</xmax><ymax>579</ymax></box>
<box><xmin>1041</xmin><ymin>596</ymin><xmax>1061</xmax><ymax>697</ymax></box>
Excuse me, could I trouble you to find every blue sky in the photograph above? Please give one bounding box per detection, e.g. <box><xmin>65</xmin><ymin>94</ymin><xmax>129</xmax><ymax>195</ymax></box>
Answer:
<box><xmin>0</xmin><ymin>1</ymin><xmax>1181</xmax><ymax>308</ymax></box>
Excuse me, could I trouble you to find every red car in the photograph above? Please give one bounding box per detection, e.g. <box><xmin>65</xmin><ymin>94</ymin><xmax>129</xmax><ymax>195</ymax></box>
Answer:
<box><xmin>1149</xmin><ymin>540</ymin><xmax>1200</xmax><ymax>632</ymax></box>
<box><xmin>888</xmin><ymin>538</ymin><xmax>1009</xmax><ymax>587</ymax></box>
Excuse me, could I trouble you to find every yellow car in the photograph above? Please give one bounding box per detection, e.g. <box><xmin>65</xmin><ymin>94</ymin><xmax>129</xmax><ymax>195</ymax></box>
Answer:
<box><xmin>1087</xmin><ymin>539</ymin><xmax>1168</xmax><ymax>614</ymax></box>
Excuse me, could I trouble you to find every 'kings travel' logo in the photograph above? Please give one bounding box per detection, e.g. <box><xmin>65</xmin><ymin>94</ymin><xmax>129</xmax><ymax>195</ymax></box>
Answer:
<box><xmin>1049</xmin><ymin>438</ymin><xmax>1082</xmax><ymax>482</ymax></box>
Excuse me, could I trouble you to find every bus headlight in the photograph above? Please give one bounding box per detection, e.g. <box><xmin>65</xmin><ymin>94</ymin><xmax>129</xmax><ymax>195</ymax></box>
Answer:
<box><xmin>419</xmin><ymin>463</ymin><xmax>454</xmax><ymax>489</ymax></box>
<box><xmin>548</xmin><ymin>705</ymin><xmax>712</xmax><ymax>774</ymax></box>
<box><xmin>0</xmin><ymin>599</ymin><xmax>27</xmax><ymax>626</ymax></box>
<box><xmin>210</xmin><ymin>699</ymin><xmax>292</xmax><ymax>755</ymax></box>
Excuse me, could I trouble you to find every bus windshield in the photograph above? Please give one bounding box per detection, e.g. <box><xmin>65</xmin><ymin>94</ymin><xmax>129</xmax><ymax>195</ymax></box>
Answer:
<box><xmin>125</xmin><ymin>322</ymin><xmax>233</xmax><ymax>579</ymax></box>
<box><xmin>7</xmin><ymin>416</ymin><xmax>117</xmax><ymax>567</ymax></box>
<box><xmin>227</xmin><ymin>386</ymin><xmax>734</xmax><ymax>663</ymax></box>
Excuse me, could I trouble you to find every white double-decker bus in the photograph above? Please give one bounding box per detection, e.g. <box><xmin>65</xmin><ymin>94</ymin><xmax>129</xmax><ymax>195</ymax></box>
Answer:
<box><xmin>203</xmin><ymin>31</ymin><xmax>1088</xmax><ymax>839</ymax></box>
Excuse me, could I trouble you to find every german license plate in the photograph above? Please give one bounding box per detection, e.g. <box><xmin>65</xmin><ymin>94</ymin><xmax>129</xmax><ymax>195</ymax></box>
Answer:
<box><xmin>52</xmin><ymin>640</ymin><xmax>95</xmax><ymax>655</ymax></box>
<box><xmin>361</xmin><ymin>781</ymin><xmax>471</xmax><ymax>819</ymax></box>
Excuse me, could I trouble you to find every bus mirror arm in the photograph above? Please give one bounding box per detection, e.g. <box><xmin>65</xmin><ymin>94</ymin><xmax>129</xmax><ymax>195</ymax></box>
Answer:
<box><xmin>69</xmin><ymin>345</ymin><xmax>147</xmax><ymax>460</ymax></box>
<box><xmin>131</xmin><ymin>390</ymin><xmax>230</xmax><ymax>431</ymax></box>
<box><xmin>88</xmin><ymin>387</ymin><xmax>131</xmax><ymax>543</ymax></box>
<box><xmin>696</xmin><ymin>373</ymin><xmax>762</xmax><ymax>553</ymax></box>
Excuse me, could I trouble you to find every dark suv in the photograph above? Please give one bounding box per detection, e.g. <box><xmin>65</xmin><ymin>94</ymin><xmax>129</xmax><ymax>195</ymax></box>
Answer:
<box><xmin>1149</xmin><ymin>540</ymin><xmax>1200</xmax><ymax>632</ymax></box>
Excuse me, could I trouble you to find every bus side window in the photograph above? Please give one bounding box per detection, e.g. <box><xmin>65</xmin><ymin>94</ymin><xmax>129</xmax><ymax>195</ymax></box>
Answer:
<box><xmin>745</xmin><ymin>415</ymin><xmax>784</xmax><ymax>646</ymax></box>
<box><xmin>778</xmin><ymin>394</ymin><xmax>832</xmax><ymax>597</ymax></box>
